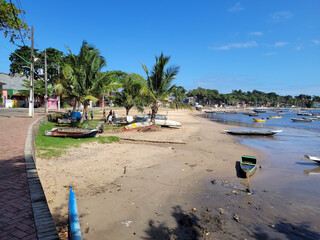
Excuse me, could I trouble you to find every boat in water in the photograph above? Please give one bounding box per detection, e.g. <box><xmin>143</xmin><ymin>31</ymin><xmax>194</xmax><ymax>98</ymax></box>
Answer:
<box><xmin>267</xmin><ymin>115</ymin><xmax>282</xmax><ymax>119</ymax></box>
<box><xmin>224</xmin><ymin>129</ymin><xmax>282</xmax><ymax>136</ymax></box>
<box><xmin>253</xmin><ymin>109</ymin><xmax>266</xmax><ymax>113</ymax></box>
<box><xmin>123</xmin><ymin>121</ymin><xmax>156</xmax><ymax>132</ymax></box>
<box><xmin>291</xmin><ymin>118</ymin><xmax>313</xmax><ymax>122</ymax></box>
<box><xmin>45</xmin><ymin>128</ymin><xmax>99</xmax><ymax>138</ymax></box>
<box><xmin>253</xmin><ymin>118</ymin><xmax>266</xmax><ymax>123</ymax></box>
<box><xmin>297</xmin><ymin>111</ymin><xmax>312</xmax><ymax>116</ymax></box>
<box><xmin>240</xmin><ymin>155</ymin><xmax>257</xmax><ymax>177</ymax></box>
<box><xmin>304</xmin><ymin>155</ymin><xmax>320</xmax><ymax>164</ymax></box>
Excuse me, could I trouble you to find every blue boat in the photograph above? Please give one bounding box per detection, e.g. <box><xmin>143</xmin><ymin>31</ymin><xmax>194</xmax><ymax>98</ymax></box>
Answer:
<box><xmin>69</xmin><ymin>188</ymin><xmax>82</xmax><ymax>240</ymax></box>
<box><xmin>253</xmin><ymin>109</ymin><xmax>266</xmax><ymax>113</ymax></box>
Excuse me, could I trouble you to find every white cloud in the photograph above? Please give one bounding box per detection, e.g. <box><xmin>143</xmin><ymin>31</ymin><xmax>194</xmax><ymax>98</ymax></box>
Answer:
<box><xmin>270</xmin><ymin>11</ymin><xmax>293</xmax><ymax>21</ymax></box>
<box><xmin>209</xmin><ymin>41</ymin><xmax>258</xmax><ymax>50</ymax></box>
<box><xmin>274</xmin><ymin>42</ymin><xmax>289</xmax><ymax>47</ymax></box>
<box><xmin>296</xmin><ymin>46</ymin><xmax>303</xmax><ymax>50</ymax></box>
<box><xmin>312</xmin><ymin>40</ymin><xmax>320</xmax><ymax>45</ymax></box>
<box><xmin>227</xmin><ymin>3</ymin><xmax>244</xmax><ymax>12</ymax></box>
<box><xmin>249</xmin><ymin>32</ymin><xmax>263</xmax><ymax>36</ymax></box>
<box><xmin>264</xmin><ymin>52</ymin><xmax>277</xmax><ymax>56</ymax></box>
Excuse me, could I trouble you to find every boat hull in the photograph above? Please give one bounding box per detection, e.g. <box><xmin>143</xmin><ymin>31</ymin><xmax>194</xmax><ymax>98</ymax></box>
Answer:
<box><xmin>123</xmin><ymin>122</ymin><xmax>156</xmax><ymax>132</ymax></box>
<box><xmin>240</xmin><ymin>155</ymin><xmax>257</xmax><ymax>177</ymax></box>
<box><xmin>155</xmin><ymin>119</ymin><xmax>182</xmax><ymax>127</ymax></box>
<box><xmin>45</xmin><ymin>128</ymin><xmax>98</xmax><ymax>138</ymax></box>
<box><xmin>253</xmin><ymin>118</ymin><xmax>266</xmax><ymax>123</ymax></box>
<box><xmin>224</xmin><ymin>130</ymin><xmax>282</xmax><ymax>136</ymax></box>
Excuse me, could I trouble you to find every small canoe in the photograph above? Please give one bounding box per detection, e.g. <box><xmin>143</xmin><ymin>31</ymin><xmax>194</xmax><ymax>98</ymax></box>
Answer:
<box><xmin>304</xmin><ymin>155</ymin><xmax>320</xmax><ymax>164</ymax></box>
<box><xmin>253</xmin><ymin>118</ymin><xmax>266</xmax><ymax>123</ymax></box>
<box><xmin>291</xmin><ymin>118</ymin><xmax>313</xmax><ymax>122</ymax></box>
<box><xmin>45</xmin><ymin>128</ymin><xmax>98</xmax><ymax>138</ymax></box>
<box><xmin>249</xmin><ymin>113</ymin><xmax>259</xmax><ymax>116</ymax></box>
<box><xmin>123</xmin><ymin>121</ymin><xmax>156</xmax><ymax>132</ymax></box>
<box><xmin>155</xmin><ymin>119</ymin><xmax>182</xmax><ymax>127</ymax></box>
<box><xmin>224</xmin><ymin>130</ymin><xmax>282</xmax><ymax>136</ymax></box>
<box><xmin>240</xmin><ymin>155</ymin><xmax>257</xmax><ymax>177</ymax></box>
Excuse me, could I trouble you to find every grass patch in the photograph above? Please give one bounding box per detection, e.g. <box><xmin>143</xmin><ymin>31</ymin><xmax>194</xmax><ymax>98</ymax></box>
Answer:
<box><xmin>36</xmin><ymin>121</ymin><xmax>120</xmax><ymax>159</ymax></box>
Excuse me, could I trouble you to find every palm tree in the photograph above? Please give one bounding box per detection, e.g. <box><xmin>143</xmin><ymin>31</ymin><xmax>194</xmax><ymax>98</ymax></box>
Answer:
<box><xmin>141</xmin><ymin>53</ymin><xmax>179</xmax><ymax>122</ymax></box>
<box><xmin>114</xmin><ymin>72</ymin><xmax>148</xmax><ymax>115</ymax></box>
<box><xmin>62</xmin><ymin>41</ymin><xmax>106</xmax><ymax>122</ymax></box>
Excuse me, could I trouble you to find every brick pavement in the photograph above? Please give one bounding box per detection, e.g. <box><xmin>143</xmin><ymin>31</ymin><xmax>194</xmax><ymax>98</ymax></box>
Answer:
<box><xmin>0</xmin><ymin>114</ymin><xmax>43</xmax><ymax>240</ymax></box>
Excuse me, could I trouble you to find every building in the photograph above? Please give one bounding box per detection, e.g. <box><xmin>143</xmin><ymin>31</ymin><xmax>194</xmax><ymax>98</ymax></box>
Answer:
<box><xmin>0</xmin><ymin>73</ymin><xmax>29</xmax><ymax>107</ymax></box>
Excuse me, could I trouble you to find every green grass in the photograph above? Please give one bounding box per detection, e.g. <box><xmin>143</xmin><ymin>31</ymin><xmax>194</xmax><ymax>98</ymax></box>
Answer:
<box><xmin>36</xmin><ymin>121</ymin><xmax>120</xmax><ymax>159</ymax></box>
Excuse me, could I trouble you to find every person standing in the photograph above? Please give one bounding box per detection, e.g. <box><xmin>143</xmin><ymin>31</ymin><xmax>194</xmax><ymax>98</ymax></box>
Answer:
<box><xmin>91</xmin><ymin>111</ymin><xmax>94</xmax><ymax>121</ymax></box>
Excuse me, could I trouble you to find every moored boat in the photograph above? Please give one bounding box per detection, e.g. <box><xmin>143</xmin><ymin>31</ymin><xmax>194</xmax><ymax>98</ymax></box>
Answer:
<box><xmin>249</xmin><ymin>113</ymin><xmax>259</xmax><ymax>116</ymax></box>
<box><xmin>268</xmin><ymin>115</ymin><xmax>282</xmax><ymax>119</ymax></box>
<box><xmin>297</xmin><ymin>111</ymin><xmax>312</xmax><ymax>116</ymax></box>
<box><xmin>253</xmin><ymin>109</ymin><xmax>266</xmax><ymax>113</ymax></box>
<box><xmin>291</xmin><ymin>118</ymin><xmax>313</xmax><ymax>122</ymax></box>
<box><xmin>45</xmin><ymin>128</ymin><xmax>99</xmax><ymax>138</ymax></box>
<box><xmin>240</xmin><ymin>155</ymin><xmax>257</xmax><ymax>177</ymax></box>
<box><xmin>224</xmin><ymin>129</ymin><xmax>282</xmax><ymax>136</ymax></box>
<box><xmin>253</xmin><ymin>118</ymin><xmax>266</xmax><ymax>123</ymax></box>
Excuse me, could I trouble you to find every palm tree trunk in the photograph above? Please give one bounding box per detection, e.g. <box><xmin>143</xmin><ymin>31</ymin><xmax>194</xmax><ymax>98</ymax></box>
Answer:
<box><xmin>151</xmin><ymin>102</ymin><xmax>158</xmax><ymax>123</ymax></box>
<box><xmin>80</xmin><ymin>102</ymin><xmax>89</xmax><ymax>123</ymax></box>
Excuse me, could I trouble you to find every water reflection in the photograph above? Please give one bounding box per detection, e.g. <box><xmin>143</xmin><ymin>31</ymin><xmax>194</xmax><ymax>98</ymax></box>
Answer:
<box><xmin>304</xmin><ymin>166</ymin><xmax>320</xmax><ymax>175</ymax></box>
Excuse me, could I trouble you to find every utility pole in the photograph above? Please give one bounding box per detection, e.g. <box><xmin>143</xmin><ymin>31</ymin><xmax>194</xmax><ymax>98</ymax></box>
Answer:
<box><xmin>29</xmin><ymin>26</ymin><xmax>34</xmax><ymax>117</ymax></box>
<box><xmin>44</xmin><ymin>49</ymin><xmax>48</xmax><ymax>113</ymax></box>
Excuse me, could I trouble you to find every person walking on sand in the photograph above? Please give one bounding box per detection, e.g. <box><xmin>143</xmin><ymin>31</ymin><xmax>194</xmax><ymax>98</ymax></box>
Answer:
<box><xmin>108</xmin><ymin>113</ymin><xmax>113</xmax><ymax>124</ymax></box>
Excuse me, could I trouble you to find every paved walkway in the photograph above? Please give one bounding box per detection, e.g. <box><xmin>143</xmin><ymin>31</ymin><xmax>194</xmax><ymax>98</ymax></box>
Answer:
<box><xmin>0</xmin><ymin>114</ymin><xmax>44</xmax><ymax>240</ymax></box>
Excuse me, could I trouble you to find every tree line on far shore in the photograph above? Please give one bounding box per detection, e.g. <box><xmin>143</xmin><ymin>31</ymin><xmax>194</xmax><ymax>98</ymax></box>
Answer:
<box><xmin>187</xmin><ymin>88</ymin><xmax>320</xmax><ymax>108</ymax></box>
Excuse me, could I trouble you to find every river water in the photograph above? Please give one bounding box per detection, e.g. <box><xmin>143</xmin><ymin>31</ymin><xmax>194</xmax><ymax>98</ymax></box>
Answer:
<box><xmin>209</xmin><ymin>109</ymin><xmax>320</xmax><ymax>206</ymax></box>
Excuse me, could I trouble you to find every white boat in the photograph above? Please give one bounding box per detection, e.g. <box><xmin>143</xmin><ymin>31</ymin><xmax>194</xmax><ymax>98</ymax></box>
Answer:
<box><xmin>297</xmin><ymin>111</ymin><xmax>312</xmax><ymax>116</ymax></box>
<box><xmin>304</xmin><ymin>155</ymin><xmax>320</xmax><ymax>164</ymax></box>
<box><xmin>291</xmin><ymin>118</ymin><xmax>313</xmax><ymax>122</ymax></box>
<box><xmin>155</xmin><ymin>119</ymin><xmax>182</xmax><ymax>127</ymax></box>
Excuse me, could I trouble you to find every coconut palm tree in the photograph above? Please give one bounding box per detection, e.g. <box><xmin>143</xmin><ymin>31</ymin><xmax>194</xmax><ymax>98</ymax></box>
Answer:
<box><xmin>141</xmin><ymin>53</ymin><xmax>180</xmax><ymax>122</ymax></box>
<box><xmin>62</xmin><ymin>41</ymin><xmax>106</xmax><ymax>122</ymax></box>
<box><xmin>114</xmin><ymin>72</ymin><xmax>148</xmax><ymax>115</ymax></box>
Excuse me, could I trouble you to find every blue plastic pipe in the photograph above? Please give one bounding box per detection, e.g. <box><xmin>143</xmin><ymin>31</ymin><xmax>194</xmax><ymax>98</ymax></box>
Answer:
<box><xmin>69</xmin><ymin>188</ymin><xmax>82</xmax><ymax>240</ymax></box>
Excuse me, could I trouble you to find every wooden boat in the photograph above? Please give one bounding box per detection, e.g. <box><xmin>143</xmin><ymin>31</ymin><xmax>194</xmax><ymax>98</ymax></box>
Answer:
<box><xmin>224</xmin><ymin>129</ymin><xmax>282</xmax><ymax>136</ymax></box>
<box><xmin>268</xmin><ymin>115</ymin><xmax>282</xmax><ymax>119</ymax></box>
<box><xmin>135</xmin><ymin>114</ymin><xmax>167</xmax><ymax>120</ymax></box>
<box><xmin>224</xmin><ymin>111</ymin><xmax>237</xmax><ymax>114</ymax></box>
<box><xmin>45</xmin><ymin>128</ymin><xmax>98</xmax><ymax>138</ymax></box>
<box><xmin>69</xmin><ymin>188</ymin><xmax>82</xmax><ymax>240</ymax></box>
<box><xmin>155</xmin><ymin>119</ymin><xmax>182</xmax><ymax>127</ymax></box>
<box><xmin>253</xmin><ymin>109</ymin><xmax>266</xmax><ymax>113</ymax></box>
<box><xmin>123</xmin><ymin>121</ymin><xmax>156</xmax><ymax>132</ymax></box>
<box><xmin>291</xmin><ymin>118</ymin><xmax>313</xmax><ymax>122</ymax></box>
<box><xmin>249</xmin><ymin>113</ymin><xmax>259</xmax><ymax>116</ymax></box>
<box><xmin>240</xmin><ymin>155</ymin><xmax>257</xmax><ymax>177</ymax></box>
<box><xmin>253</xmin><ymin>118</ymin><xmax>266</xmax><ymax>123</ymax></box>
<box><xmin>304</xmin><ymin>155</ymin><xmax>320</xmax><ymax>164</ymax></box>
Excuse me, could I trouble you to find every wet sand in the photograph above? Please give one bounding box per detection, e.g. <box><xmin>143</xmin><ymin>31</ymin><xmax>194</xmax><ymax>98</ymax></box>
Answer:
<box><xmin>37</xmin><ymin>109</ymin><xmax>320</xmax><ymax>239</ymax></box>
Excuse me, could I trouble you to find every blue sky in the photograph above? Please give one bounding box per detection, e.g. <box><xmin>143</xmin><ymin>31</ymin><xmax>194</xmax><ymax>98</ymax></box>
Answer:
<box><xmin>0</xmin><ymin>0</ymin><xmax>319</xmax><ymax>96</ymax></box>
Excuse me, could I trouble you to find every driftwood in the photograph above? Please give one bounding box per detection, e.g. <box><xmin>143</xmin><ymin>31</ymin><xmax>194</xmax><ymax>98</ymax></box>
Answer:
<box><xmin>119</xmin><ymin>137</ymin><xmax>186</xmax><ymax>145</ymax></box>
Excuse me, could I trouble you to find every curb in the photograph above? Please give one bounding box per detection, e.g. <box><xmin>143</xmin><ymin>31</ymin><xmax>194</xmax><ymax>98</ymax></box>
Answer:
<box><xmin>24</xmin><ymin>115</ymin><xmax>59</xmax><ymax>240</ymax></box>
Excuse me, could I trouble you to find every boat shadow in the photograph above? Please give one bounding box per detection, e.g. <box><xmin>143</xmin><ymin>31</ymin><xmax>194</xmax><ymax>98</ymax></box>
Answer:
<box><xmin>235</xmin><ymin>161</ymin><xmax>246</xmax><ymax>179</ymax></box>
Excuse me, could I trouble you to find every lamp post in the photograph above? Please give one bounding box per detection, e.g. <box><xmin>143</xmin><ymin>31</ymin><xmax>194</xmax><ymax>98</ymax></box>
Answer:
<box><xmin>29</xmin><ymin>26</ymin><xmax>34</xmax><ymax>117</ymax></box>
<box><xmin>44</xmin><ymin>49</ymin><xmax>48</xmax><ymax>113</ymax></box>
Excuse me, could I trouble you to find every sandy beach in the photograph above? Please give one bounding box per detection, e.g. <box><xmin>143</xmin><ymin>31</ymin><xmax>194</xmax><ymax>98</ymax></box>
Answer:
<box><xmin>37</xmin><ymin>108</ymin><xmax>320</xmax><ymax>240</ymax></box>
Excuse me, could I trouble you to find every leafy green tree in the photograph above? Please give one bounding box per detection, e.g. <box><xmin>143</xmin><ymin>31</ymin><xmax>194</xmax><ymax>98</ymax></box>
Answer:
<box><xmin>61</xmin><ymin>41</ymin><xmax>106</xmax><ymax>122</ymax></box>
<box><xmin>142</xmin><ymin>53</ymin><xmax>180</xmax><ymax>122</ymax></box>
<box><xmin>170</xmin><ymin>85</ymin><xmax>192</xmax><ymax>110</ymax></box>
<box><xmin>0</xmin><ymin>0</ymin><xmax>28</xmax><ymax>44</ymax></box>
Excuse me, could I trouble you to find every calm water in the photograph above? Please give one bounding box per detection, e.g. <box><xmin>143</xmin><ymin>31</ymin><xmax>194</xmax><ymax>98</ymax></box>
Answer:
<box><xmin>209</xmin><ymin>109</ymin><xmax>320</xmax><ymax>205</ymax></box>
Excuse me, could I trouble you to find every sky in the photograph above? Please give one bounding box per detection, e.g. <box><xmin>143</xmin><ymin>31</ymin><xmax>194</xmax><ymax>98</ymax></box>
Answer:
<box><xmin>0</xmin><ymin>0</ymin><xmax>319</xmax><ymax>96</ymax></box>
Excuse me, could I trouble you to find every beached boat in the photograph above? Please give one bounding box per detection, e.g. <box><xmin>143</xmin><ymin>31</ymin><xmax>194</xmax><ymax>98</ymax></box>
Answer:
<box><xmin>304</xmin><ymin>155</ymin><xmax>320</xmax><ymax>164</ymax></box>
<box><xmin>291</xmin><ymin>118</ymin><xmax>313</xmax><ymax>122</ymax></box>
<box><xmin>69</xmin><ymin>188</ymin><xmax>82</xmax><ymax>240</ymax></box>
<box><xmin>45</xmin><ymin>128</ymin><xmax>99</xmax><ymax>138</ymax></box>
<box><xmin>268</xmin><ymin>115</ymin><xmax>282</xmax><ymax>119</ymax></box>
<box><xmin>224</xmin><ymin>129</ymin><xmax>282</xmax><ymax>136</ymax></box>
<box><xmin>253</xmin><ymin>118</ymin><xmax>266</xmax><ymax>123</ymax></box>
<box><xmin>240</xmin><ymin>155</ymin><xmax>257</xmax><ymax>177</ymax></box>
<box><xmin>253</xmin><ymin>109</ymin><xmax>266</xmax><ymax>113</ymax></box>
<box><xmin>135</xmin><ymin>115</ymin><xmax>167</xmax><ymax>120</ymax></box>
<box><xmin>123</xmin><ymin>121</ymin><xmax>156</xmax><ymax>132</ymax></box>
<box><xmin>155</xmin><ymin>119</ymin><xmax>182</xmax><ymax>127</ymax></box>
